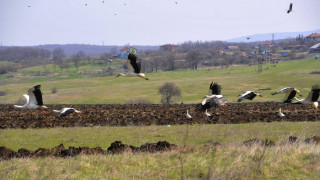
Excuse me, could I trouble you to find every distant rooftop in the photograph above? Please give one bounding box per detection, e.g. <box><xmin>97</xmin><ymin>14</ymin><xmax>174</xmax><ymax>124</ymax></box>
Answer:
<box><xmin>306</xmin><ymin>33</ymin><xmax>320</xmax><ymax>38</ymax></box>
<box><xmin>261</xmin><ymin>41</ymin><xmax>272</xmax><ymax>45</ymax></box>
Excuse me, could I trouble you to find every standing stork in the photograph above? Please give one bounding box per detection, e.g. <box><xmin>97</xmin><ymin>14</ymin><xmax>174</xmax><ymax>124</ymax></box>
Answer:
<box><xmin>237</xmin><ymin>91</ymin><xmax>262</xmax><ymax>102</ymax></box>
<box><xmin>278</xmin><ymin>108</ymin><xmax>285</xmax><ymax>118</ymax></box>
<box><xmin>115</xmin><ymin>53</ymin><xmax>149</xmax><ymax>80</ymax></box>
<box><xmin>271</xmin><ymin>87</ymin><xmax>302</xmax><ymax>103</ymax></box>
<box><xmin>186</xmin><ymin>110</ymin><xmax>192</xmax><ymax>119</ymax></box>
<box><xmin>292</xmin><ymin>84</ymin><xmax>320</xmax><ymax>109</ymax></box>
<box><xmin>287</xmin><ymin>3</ymin><xmax>293</xmax><ymax>13</ymax></box>
<box><xmin>53</xmin><ymin>108</ymin><xmax>81</xmax><ymax>117</ymax></box>
<box><xmin>205</xmin><ymin>109</ymin><xmax>211</xmax><ymax>117</ymax></box>
<box><xmin>14</xmin><ymin>85</ymin><xmax>48</xmax><ymax>112</ymax></box>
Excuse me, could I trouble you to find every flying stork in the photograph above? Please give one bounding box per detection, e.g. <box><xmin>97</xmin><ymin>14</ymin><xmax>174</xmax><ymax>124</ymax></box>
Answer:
<box><xmin>292</xmin><ymin>84</ymin><xmax>320</xmax><ymax>109</ymax></box>
<box><xmin>14</xmin><ymin>85</ymin><xmax>48</xmax><ymax>113</ymax></box>
<box><xmin>287</xmin><ymin>3</ymin><xmax>293</xmax><ymax>13</ymax></box>
<box><xmin>115</xmin><ymin>53</ymin><xmax>149</xmax><ymax>80</ymax></box>
<box><xmin>53</xmin><ymin>108</ymin><xmax>81</xmax><ymax>117</ymax></box>
<box><xmin>237</xmin><ymin>91</ymin><xmax>262</xmax><ymax>102</ymax></box>
<box><xmin>202</xmin><ymin>95</ymin><xmax>227</xmax><ymax>110</ymax></box>
<box><xmin>201</xmin><ymin>82</ymin><xmax>227</xmax><ymax>110</ymax></box>
<box><xmin>271</xmin><ymin>87</ymin><xmax>302</xmax><ymax>103</ymax></box>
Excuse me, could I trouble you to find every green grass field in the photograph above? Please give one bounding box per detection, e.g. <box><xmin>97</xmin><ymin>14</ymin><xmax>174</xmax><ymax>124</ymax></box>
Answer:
<box><xmin>1</xmin><ymin>122</ymin><xmax>320</xmax><ymax>179</ymax></box>
<box><xmin>1</xmin><ymin>58</ymin><xmax>320</xmax><ymax>104</ymax></box>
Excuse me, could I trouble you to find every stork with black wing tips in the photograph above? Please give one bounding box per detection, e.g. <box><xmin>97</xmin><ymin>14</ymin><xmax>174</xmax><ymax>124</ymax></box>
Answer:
<box><xmin>115</xmin><ymin>53</ymin><xmax>149</xmax><ymax>80</ymax></box>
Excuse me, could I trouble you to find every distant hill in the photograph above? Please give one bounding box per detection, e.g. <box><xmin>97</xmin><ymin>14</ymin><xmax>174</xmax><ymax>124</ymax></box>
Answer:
<box><xmin>0</xmin><ymin>44</ymin><xmax>159</xmax><ymax>57</ymax></box>
<box><xmin>227</xmin><ymin>29</ymin><xmax>320</xmax><ymax>43</ymax></box>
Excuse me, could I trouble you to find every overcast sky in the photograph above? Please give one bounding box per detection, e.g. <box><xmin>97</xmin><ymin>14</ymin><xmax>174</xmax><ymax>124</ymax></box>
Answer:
<box><xmin>0</xmin><ymin>0</ymin><xmax>319</xmax><ymax>46</ymax></box>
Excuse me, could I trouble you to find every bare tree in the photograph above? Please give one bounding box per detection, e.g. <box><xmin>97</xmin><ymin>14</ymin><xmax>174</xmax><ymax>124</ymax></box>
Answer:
<box><xmin>110</xmin><ymin>47</ymin><xmax>118</xmax><ymax>55</ymax></box>
<box><xmin>158</xmin><ymin>82</ymin><xmax>182</xmax><ymax>104</ymax></box>
<box><xmin>166</xmin><ymin>52</ymin><xmax>176</xmax><ymax>71</ymax></box>
<box><xmin>52</xmin><ymin>48</ymin><xmax>65</xmax><ymax>71</ymax></box>
<box><xmin>152</xmin><ymin>57</ymin><xmax>160</xmax><ymax>72</ymax></box>
<box><xmin>186</xmin><ymin>49</ymin><xmax>201</xmax><ymax>70</ymax></box>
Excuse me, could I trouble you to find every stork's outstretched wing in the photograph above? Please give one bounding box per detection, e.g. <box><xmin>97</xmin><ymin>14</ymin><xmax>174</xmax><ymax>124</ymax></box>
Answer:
<box><xmin>209</xmin><ymin>82</ymin><xmax>221</xmax><ymax>95</ymax></box>
<box><xmin>287</xmin><ymin>3</ymin><xmax>293</xmax><ymax>13</ymax></box>
<box><xmin>305</xmin><ymin>84</ymin><xmax>320</xmax><ymax>102</ymax></box>
<box><xmin>33</xmin><ymin>85</ymin><xmax>44</xmax><ymax>105</ymax></box>
<box><xmin>289</xmin><ymin>3</ymin><xmax>292</xmax><ymax>11</ymax></box>
<box><xmin>271</xmin><ymin>87</ymin><xmax>294</xmax><ymax>95</ymax></box>
<box><xmin>128</xmin><ymin>53</ymin><xmax>141</xmax><ymax>73</ymax></box>
<box><xmin>27</xmin><ymin>86</ymin><xmax>38</xmax><ymax>106</ymax></box>
<box><xmin>283</xmin><ymin>90</ymin><xmax>296</xmax><ymax>103</ymax></box>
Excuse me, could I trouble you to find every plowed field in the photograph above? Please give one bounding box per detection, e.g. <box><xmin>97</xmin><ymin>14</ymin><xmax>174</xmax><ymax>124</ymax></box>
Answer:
<box><xmin>1</xmin><ymin>102</ymin><xmax>319</xmax><ymax>129</ymax></box>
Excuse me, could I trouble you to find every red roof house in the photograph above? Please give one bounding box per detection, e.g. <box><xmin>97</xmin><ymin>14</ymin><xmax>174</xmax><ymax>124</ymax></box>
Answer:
<box><xmin>306</xmin><ymin>33</ymin><xmax>320</xmax><ymax>41</ymax></box>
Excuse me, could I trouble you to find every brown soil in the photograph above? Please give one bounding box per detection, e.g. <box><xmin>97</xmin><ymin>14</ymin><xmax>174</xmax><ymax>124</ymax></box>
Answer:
<box><xmin>0</xmin><ymin>103</ymin><xmax>319</xmax><ymax>129</ymax></box>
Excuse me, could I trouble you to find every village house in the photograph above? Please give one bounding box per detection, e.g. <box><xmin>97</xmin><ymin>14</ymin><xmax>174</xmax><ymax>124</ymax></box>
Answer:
<box><xmin>260</xmin><ymin>41</ymin><xmax>273</xmax><ymax>48</ymax></box>
<box><xmin>160</xmin><ymin>44</ymin><xmax>178</xmax><ymax>52</ymax></box>
<box><xmin>119</xmin><ymin>47</ymin><xmax>137</xmax><ymax>58</ymax></box>
<box><xmin>306</xmin><ymin>33</ymin><xmax>320</xmax><ymax>42</ymax></box>
<box><xmin>309</xmin><ymin>43</ymin><xmax>320</xmax><ymax>53</ymax></box>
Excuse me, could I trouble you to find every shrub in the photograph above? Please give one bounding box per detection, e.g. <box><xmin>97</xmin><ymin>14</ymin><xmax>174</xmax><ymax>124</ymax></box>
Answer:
<box><xmin>0</xmin><ymin>91</ymin><xmax>6</xmax><ymax>96</ymax></box>
<box><xmin>51</xmin><ymin>87</ymin><xmax>58</xmax><ymax>94</ymax></box>
<box><xmin>158</xmin><ymin>82</ymin><xmax>182</xmax><ymax>104</ymax></box>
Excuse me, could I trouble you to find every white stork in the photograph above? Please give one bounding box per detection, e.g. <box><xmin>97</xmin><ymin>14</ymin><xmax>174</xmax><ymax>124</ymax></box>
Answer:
<box><xmin>237</xmin><ymin>91</ymin><xmax>262</xmax><ymax>102</ymax></box>
<box><xmin>202</xmin><ymin>95</ymin><xmax>227</xmax><ymax>110</ymax></box>
<box><xmin>186</xmin><ymin>110</ymin><xmax>192</xmax><ymax>119</ymax></box>
<box><xmin>115</xmin><ymin>53</ymin><xmax>149</xmax><ymax>80</ymax></box>
<box><xmin>201</xmin><ymin>82</ymin><xmax>227</xmax><ymax>110</ymax></box>
<box><xmin>53</xmin><ymin>108</ymin><xmax>81</xmax><ymax>117</ymax></box>
<box><xmin>278</xmin><ymin>108</ymin><xmax>285</xmax><ymax>118</ymax></box>
<box><xmin>205</xmin><ymin>109</ymin><xmax>211</xmax><ymax>117</ymax></box>
<box><xmin>14</xmin><ymin>85</ymin><xmax>48</xmax><ymax>113</ymax></box>
<box><xmin>292</xmin><ymin>84</ymin><xmax>320</xmax><ymax>109</ymax></box>
<box><xmin>271</xmin><ymin>87</ymin><xmax>302</xmax><ymax>103</ymax></box>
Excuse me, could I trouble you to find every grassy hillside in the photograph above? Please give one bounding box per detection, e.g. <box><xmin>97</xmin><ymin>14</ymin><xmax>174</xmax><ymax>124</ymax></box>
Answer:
<box><xmin>1</xmin><ymin>58</ymin><xmax>320</xmax><ymax>104</ymax></box>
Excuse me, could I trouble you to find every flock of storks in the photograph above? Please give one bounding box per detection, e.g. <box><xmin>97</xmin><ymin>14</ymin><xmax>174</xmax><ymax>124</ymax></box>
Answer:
<box><xmin>186</xmin><ymin>82</ymin><xmax>320</xmax><ymax>119</ymax></box>
<box><xmin>13</xmin><ymin>52</ymin><xmax>319</xmax><ymax>120</ymax></box>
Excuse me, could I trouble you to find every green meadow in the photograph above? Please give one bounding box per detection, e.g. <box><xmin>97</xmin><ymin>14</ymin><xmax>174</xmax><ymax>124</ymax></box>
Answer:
<box><xmin>1</xmin><ymin>58</ymin><xmax>320</xmax><ymax>104</ymax></box>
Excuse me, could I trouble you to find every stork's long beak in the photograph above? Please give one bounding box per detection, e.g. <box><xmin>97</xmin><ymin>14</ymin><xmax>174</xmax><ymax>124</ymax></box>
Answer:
<box><xmin>38</xmin><ymin>106</ymin><xmax>48</xmax><ymax>114</ymax></box>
